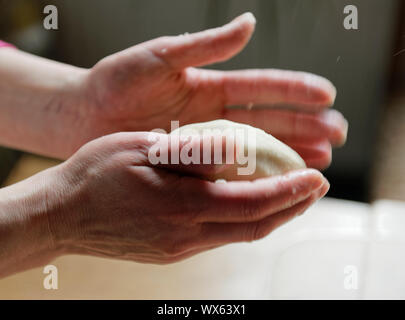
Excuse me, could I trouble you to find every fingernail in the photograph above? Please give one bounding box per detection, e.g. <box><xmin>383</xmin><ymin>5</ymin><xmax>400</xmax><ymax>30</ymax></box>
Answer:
<box><xmin>297</xmin><ymin>181</ymin><xmax>329</xmax><ymax>217</ymax></box>
<box><xmin>295</xmin><ymin>169</ymin><xmax>325</xmax><ymax>191</ymax></box>
<box><xmin>233</xmin><ymin>12</ymin><xmax>256</xmax><ymax>26</ymax></box>
<box><xmin>242</xmin><ymin>12</ymin><xmax>256</xmax><ymax>25</ymax></box>
<box><xmin>310</xmin><ymin>179</ymin><xmax>329</xmax><ymax>203</ymax></box>
<box><xmin>310</xmin><ymin>173</ymin><xmax>327</xmax><ymax>192</ymax></box>
<box><xmin>340</xmin><ymin>118</ymin><xmax>349</xmax><ymax>145</ymax></box>
<box><xmin>322</xmin><ymin>110</ymin><xmax>349</xmax><ymax>146</ymax></box>
<box><xmin>319</xmin><ymin>179</ymin><xmax>330</xmax><ymax>198</ymax></box>
<box><xmin>329</xmin><ymin>84</ymin><xmax>337</xmax><ymax>105</ymax></box>
<box><xmin>304</xmin><ymin>74</ymin><xmax>336</xmax><ymax>106</ymax></box>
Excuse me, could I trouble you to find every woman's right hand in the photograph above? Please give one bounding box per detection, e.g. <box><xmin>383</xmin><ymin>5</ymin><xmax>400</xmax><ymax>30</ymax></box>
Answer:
<box><xmin>47</xmin><ymin>131</ymin><xmax>329</xmax><ymax>264</ymax></box>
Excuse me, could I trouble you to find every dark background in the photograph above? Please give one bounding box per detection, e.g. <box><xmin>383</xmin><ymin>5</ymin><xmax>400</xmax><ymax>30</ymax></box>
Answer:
<box><xmin>1</xmin><ymin>0</ymin><xmax>404</xmax><ymax>202</ymax></box>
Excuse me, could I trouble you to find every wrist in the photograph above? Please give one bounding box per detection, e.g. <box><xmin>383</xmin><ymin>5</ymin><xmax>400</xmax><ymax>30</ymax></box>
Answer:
<box><xmin>0</xmin><ymin>165</ymin><xmax>69</xmax><ymax>277</ymax></box>
<box><xmin>52</xmin><ymin>66</ymin><xmax>91</xmax><ymax>158</ymax></box>
<box><xmin>44</xmin><ymin>160</ymin><xmax>88</xmax><ymax>253</ymax></box>
<box><xmin>0</xmin><ymin>48</ymin><xmax>90</xmax><ymax>159</ymax></box>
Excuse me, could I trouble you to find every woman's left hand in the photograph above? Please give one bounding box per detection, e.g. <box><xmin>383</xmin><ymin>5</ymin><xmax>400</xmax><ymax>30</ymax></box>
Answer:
<box><xmin>68</xmin><ymin>12</ymin><xmax>346</xmax><ymax>169</ymax></box>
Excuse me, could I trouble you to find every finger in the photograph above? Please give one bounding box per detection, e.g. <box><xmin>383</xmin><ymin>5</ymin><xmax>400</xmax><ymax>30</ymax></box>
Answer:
<box><xmin>189</xmin><ymin>169</ymin><xmax>327</xmax><ymax>223</ymax></box>
<box><xmin>224</xmin><ymin>108</ymin><xmax>348</xmax><ymax>146</ymax></box>
<box><xmin>131</xmin><ymin>133</ymin><xmax>327</xmax><ymax>224</ymax></box>
<box><xmin>144</xmin><ymin>12</ymin><xmax>256</xmax><ymax>69</ymax></box>
<box><xmin>281</xmin><ymin>139</ymin><xmax>332</xmax><ymax>170</ymax></box>
<box><xmin>200</xmin><ymin>68</ymin><xmax>337</xmax><ymax>110</ymax></box>
<box><xmin>199</xmin><ymin>180</ymin><xmax>329</xmax><ymax>246</ymax></box>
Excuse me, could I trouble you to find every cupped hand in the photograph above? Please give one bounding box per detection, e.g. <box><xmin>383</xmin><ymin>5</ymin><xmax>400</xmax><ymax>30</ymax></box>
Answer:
<box><xmin>69</xmin><ymin>12</ymin><xmax>347</xmax><ymax>169</ymax></box>
<box><xmin>49</xmin><ymin>132</ymin><xmax>329</xmax><ymax>264</ymax></box>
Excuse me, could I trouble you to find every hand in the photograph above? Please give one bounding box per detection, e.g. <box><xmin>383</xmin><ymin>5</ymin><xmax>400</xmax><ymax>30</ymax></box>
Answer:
<box><xmin>67</xmin><ymin>12</ymin><xmax>347</xmax><ymax>169</ymax></box>
<box><xmin>43</xmin><ymin>132</ymin><xmax>329</xmax><ymax>264</ymax></box>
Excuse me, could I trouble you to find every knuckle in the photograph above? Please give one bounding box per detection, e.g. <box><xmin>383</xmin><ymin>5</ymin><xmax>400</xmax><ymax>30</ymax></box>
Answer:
<box><xmin>162</xmin><ymin>240</ymin><xmax>189</xmax><ymax>256</ymax></box>
<box><xmin>246</xmin><ymin>222</ymin><xmax>269</xmax><ymax>242</ymax></box>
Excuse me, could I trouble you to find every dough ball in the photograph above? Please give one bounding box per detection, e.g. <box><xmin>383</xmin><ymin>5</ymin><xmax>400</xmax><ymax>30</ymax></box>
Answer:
<box><xmin>170</xmin><ymin>120</ymin><xmax>306</xmax><ymax>181</ymax></box>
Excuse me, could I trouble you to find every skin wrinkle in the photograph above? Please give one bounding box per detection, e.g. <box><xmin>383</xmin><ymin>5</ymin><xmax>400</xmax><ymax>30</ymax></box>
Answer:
<box><xmin>160</xmin><ymin>70</ymin><xmax>196</xmax><ymax>123</ymax></box>
<box><xmin>43</xmin><ymin>182</ymin><xmax>57</xmax><ymax>251</ymax></box>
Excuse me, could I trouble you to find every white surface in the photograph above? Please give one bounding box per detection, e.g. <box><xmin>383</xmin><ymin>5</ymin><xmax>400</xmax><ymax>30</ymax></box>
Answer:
<box><xmin>0</xmin><ymin>197</ymin><xmax>404</xmax><ymax>299</ymax></box>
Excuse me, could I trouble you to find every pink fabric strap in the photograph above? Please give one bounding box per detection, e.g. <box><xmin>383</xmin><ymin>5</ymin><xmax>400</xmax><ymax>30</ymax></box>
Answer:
<box><xmin>0</xmin><ymin>40</ymin><xmax>16</xmax><ymax>49</ymax></box>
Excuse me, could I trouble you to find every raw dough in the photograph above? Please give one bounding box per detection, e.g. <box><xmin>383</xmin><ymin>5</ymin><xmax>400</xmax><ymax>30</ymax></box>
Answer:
<box><xmin>170</xmin><ymin>120</ymin><xmax>306</xmax><ymax>181</ymax></box>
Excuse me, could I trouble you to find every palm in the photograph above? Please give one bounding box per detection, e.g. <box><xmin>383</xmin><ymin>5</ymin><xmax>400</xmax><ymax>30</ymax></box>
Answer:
<box><xmin>84</xmin><ymin>13</ymin><xmax>347</xmax><ymax>169</ymax></box>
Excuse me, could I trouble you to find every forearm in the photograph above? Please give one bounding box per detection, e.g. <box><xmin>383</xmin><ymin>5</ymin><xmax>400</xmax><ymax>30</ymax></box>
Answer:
<box><xmin>0</xmin><ymin>48</ymin><xmax>88</xmax><ymax>159</ymax></box>
<box><xmin>0</xmin><ymin>166</ymin><xmax>65</xmax><ymax>278</ymax></box>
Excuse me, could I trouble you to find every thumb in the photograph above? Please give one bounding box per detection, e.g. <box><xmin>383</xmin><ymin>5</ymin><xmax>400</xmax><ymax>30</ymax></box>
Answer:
<box><xmin>144</xmin><ymin>12</ymin><xmax>256</xmax><ymax>69</ymax></box>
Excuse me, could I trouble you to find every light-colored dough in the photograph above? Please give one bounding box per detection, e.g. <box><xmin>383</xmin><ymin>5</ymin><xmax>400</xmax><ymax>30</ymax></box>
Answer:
<box><xmin>170</xmin><ymin>120</ymin><xmax>306</xmax><ymax>181</ymax></box>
